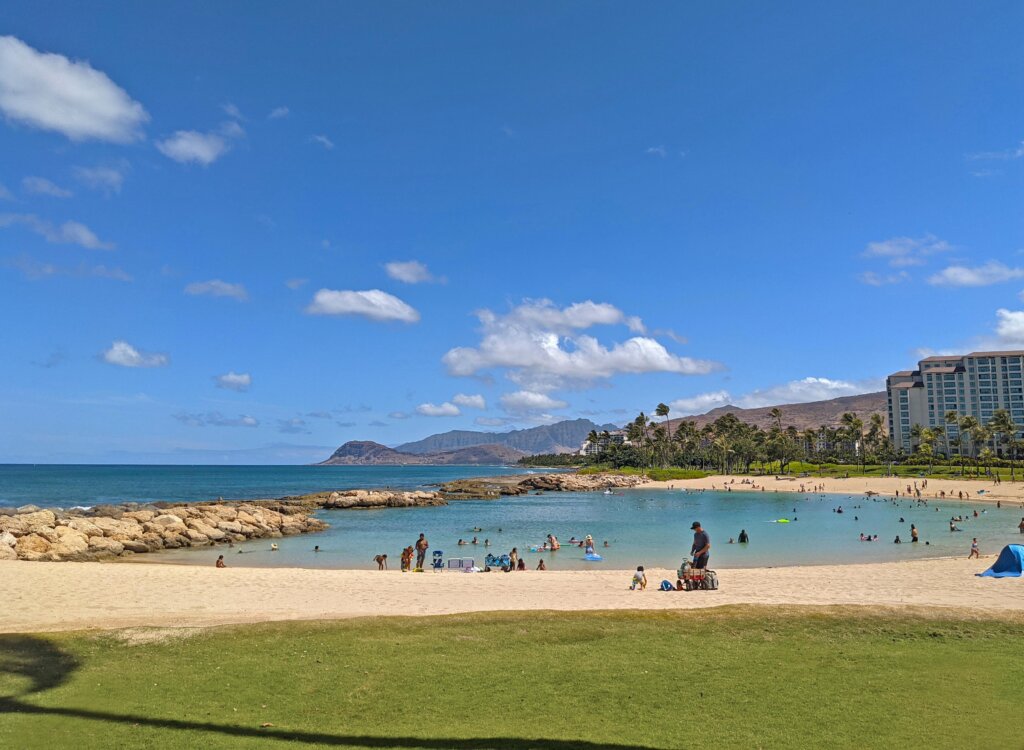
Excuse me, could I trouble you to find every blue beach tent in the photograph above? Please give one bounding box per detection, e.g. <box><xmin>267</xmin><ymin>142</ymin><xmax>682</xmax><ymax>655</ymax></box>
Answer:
<box><xmin>977</xmin><ymin>545</ymin><xmax>1024</xmax><ymax>578</ymax></box>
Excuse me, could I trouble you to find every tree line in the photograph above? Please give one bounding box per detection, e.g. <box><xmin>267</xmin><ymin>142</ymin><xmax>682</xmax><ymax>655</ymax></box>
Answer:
<box><xmin>519</xmin><ymin>404</ymin><xmax>1023</xmax><ymax>479</ymax></box>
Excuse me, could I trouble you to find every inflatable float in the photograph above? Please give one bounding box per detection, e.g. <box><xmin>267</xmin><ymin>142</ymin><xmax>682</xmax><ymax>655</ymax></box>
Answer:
<box><xmin>584</xmin><ymin>553</ymin><xmax>603</xmax><ymax>562</ymax></box>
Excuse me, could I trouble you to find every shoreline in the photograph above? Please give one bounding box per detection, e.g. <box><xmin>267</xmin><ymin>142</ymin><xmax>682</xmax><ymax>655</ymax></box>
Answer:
<box><xmin>641</xmin><ymin>474</ymin><xmax>1024</xmax><ymax>506</ymax></box>
<box><xmin>3</xmin><ymin>555</ymin><xmax>1020</xmax><ymax>633</ymax></box>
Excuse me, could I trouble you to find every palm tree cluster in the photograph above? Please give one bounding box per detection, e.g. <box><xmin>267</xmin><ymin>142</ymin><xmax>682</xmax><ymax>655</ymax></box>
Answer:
<box><xmin>580</xmin><ymin>406</ymin><xmax>1022</xmax><ymax>477</ymax></box>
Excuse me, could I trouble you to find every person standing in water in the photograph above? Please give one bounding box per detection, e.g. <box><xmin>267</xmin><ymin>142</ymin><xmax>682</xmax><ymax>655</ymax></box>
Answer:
<box><xmin>738</xmin><ymin>529</ymin><xmax>749</xmax><ymax>544</ymax></box>
<box><xmin>414</xmin><ymin>533</ymin><xmax>429</xmax><ymax>569</ymax></box>
<box><xmin>911</xmin><ymin>524</ymin><xmax>919</xmax><ymax>543</ymax></box>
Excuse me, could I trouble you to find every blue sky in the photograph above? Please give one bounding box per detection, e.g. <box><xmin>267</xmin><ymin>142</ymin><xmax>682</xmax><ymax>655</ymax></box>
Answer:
<box><xmin>2</xmin><ymin>2</ymin><xmax>1024</xmax><ymax>463</ymax></box>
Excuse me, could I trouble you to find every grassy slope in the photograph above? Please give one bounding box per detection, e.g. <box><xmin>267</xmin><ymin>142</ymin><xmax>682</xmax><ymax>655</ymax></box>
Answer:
<box><xmin>2</xmin><ymin>608</ymin><xmax>1023</xmax><ymax>749</ymax></box>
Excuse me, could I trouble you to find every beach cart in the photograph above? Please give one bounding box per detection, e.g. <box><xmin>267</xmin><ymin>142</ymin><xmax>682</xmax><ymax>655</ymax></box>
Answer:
<box><xmin>677</xmin><ymin>561</ymin><xmax>719</xmax><ymax>591</ymax></box>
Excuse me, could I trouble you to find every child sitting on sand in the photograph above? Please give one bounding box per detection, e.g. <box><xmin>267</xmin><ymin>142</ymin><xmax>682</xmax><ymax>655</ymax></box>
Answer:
<box><xmin>630</xmin><ymin>566</ymin><xmax>647</xmax><ymax>591</ymax></box>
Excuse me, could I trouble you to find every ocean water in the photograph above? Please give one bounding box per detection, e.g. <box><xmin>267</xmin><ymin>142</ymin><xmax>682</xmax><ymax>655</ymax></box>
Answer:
<box><xmin>157</xmin><ymin>487</ymin><xmax>1024</xmax><ymax>571</ymax></box>
<box><xmin>0</xmin><ymin>464</ymin><xmax>541</xmax><ymax>508</ymax></box>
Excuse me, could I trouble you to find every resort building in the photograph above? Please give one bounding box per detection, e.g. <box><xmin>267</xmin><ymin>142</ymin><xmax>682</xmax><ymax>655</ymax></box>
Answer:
<box><xmin>886</xmin><ymin>351</ymin><xmax>1024</xmax><ymax>453</ymax></box>
<box><xmin>579</xmin><ymin>431</ymin><xmax>629</xmax><ymax>456</ymax></box>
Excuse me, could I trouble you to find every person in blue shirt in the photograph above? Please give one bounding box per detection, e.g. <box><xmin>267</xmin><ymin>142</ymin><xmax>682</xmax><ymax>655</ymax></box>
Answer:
<box><xmin>690</xmin><ymin>521</ymin><xmax>711</xmax><ymax>569</ymax></box>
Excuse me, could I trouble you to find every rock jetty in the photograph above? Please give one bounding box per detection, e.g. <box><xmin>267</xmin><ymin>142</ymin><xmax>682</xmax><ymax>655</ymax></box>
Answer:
<box><xmin>288</xmin><ymin>489</ymin><xmax>446</xmax><ymax>509</ymax></box>
<box><xmin>0</xmin><ymin>502</ymin><xmax>327</xmax><ymax>563</ymax></box>
<box><xmin>0</xmin><ymin>472</ymin><xmax>647</xmax><ymax>563</ymax></box>
<box><xmin>438</xmin><ymin>471</ymin><xmax>649</xmax><ymax>499</ymax></box>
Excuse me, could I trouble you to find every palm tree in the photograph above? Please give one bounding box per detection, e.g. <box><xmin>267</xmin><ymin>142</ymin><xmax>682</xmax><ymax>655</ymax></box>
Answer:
<box><xmin>769</xmin><ymin>408</ymin><xmax>783</xmax><ymax>432</ymax></box>
<box><xmin>802</xmin><ymin>428</ymin><xmax>820</xmax><ymax>473</ymax></box>
<box><xmin>840</xmin><ymin>412</ymin><xmax>865</xmax><ymax>471</ymax></box>
<box><xmin>944</xmin><ymin>410</ymin><xmax>959</xmax><ymax>471</ymax></box>
<box><xmin>969</xmin><ymin>422</ymin><xmax>991</xmax><ymax>477</ymax></box>
<box><xmin>655</xmin><ymin>403</ymin><xmax>670</xmax><ymax>467</ymax></box>
<box><xmin>989</xmin><ymin>409</ymin><xmax>1017</xmax><ymax>481</ymax></box>
<box><xmin>586</xmin><ymin>429</ymin><xmax>599</xmax><ymax>455</ymax></box>
<box><xmin>957</xmin><ymin>414</ymin><xmax>977</xmax><ymax>476</ymax></box>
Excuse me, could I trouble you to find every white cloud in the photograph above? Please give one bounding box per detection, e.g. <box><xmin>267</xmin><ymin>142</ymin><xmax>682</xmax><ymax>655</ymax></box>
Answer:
<box><xmin>268</xmin><ymin>106</ymin><xmax>289</xmax><ymax>119</ymax></box>
<box><xmin>73</xmin><ymin>163</ymin><xmax>127</xmax><ymax>194</ymax></box>
<box><xmin>305</xmin><ymin>289</ymin><xmax>420</xmax><ymax>323</ymax></box>
<box><xmin>928</xmin><ymin>261</ymin><xmax>1024</xmax><ymax>287</ymax></box>
<box><xmin>668</xmin><ymin>378</ymin><xmax>882</xmax><ymax>414</ymax></box>
<box><xmin>221</xmin><ymin>102</ymin><xmax>244</xmax><ymax>120</ymax></box>
<box><xmin>285</xmin><ymin>278</ymin><xmax>308</xmax><ymax>290</ymax></box>
<box><xmin>862</xmin><ymin>235</ymin><xmax>951</xmax><ymax>267</ymax></box>
<box><xmin>310</xmin><ymin>134</ymin><xmax>334</xmax><ymax>150</ymax></box>
<box><xmin>442</xmin><ymin>299</ymin><xmax>718</xmax><ymax>390</ymax></box>
<box><xmin>174</xmin><ymin>411</ymin><xmax>258</xmax><ymax>428</ymax></box>
<box><xmin>214</xmin><ymin>371</ymin><xmax>252</xmax><ymax>392</ymax></box>
<box><xmin>0</xmin><ymin>213</ymin><xmax>113</xmax><ymax>249</ymax></box>
<box><xmin>102</xmin><ymin>340</ymin><xmax>168</xmax><ymax>368</ymax></box>
<box><xmin>277</xmin><ymin>417</ymin><xmax>309</xmax><ymax>434</ymax></box>
<box><xmin>22</xmin><ymin>176</ymin><xmax>71</xmax><ymax>197</ymax></box>
<box><xmin>452</xmin><ymin>393</ymin><xmax>486</xmax><ymax>409</ymax></box>
<box><xmin>184</xmin><ymin>279</ymin><xmax>248</xmax><ymax>301</ymax></box>
<box><xmin>0</xmin><ymin>183</ymin><xmax>13</xmax><ymax>200</ymax></box>
<box><xmin>9</xmin><ymin>255</ymin><xmax>131</xmax><ymax>281</ymax></box>
<box><xmin>416</xmin><ymin>402</ymin><xmax>461</xmax><ymax>417</ymax></box>
<box><xmin>646</xmin><ymin>146</ymin><xmax>667</xmax><ymax>157</ymax></box>
<box><xmin>735</xmin><ymin>377</ymin><xmax>881</xmax><ymax>409</ymax></box>
<box><xmin>0</xmin><ymin>35</ymin><xmax>148</xmax><ymax>142</ymax></box>
<box><xmin>388</xmin><ymin>411</ymin><xmax>411</xmax><ymax>420</ymax></box>
<box><xmin>500</xmin><ymin>390</ymin><xmax>568</xmax><ymax>414</ymax></box>
<box><xmin>969</xmin><ymin>141</ymin><xmax>1024</xmax><ymax>161</ymax></box>
<box><xmin>156</xmin><ymin>130</ymin><xmax>229</xmax><ymax>165</ymax></box>
<box><xmin>995</xmin><ymin>309</ymin><xmax>1024</xmax><ymax>345</ymax></box>
<box><xmin>669</xmin><ymin>390</ymin><xmax>733</xmax><ymax>414</ymax></box>
<box><xmin>219</xmin><ymin>120</ymin><xmax>246</xmax><ymax>139</ymax></box>
<box><xmin>859</xmin><ymin>270</ymin><xmax>909</xmax><ymax>286</ymax></box>
<box><xmin>384</xmin><ymin>260</ymin><xmax>443</xmax><ymax>284</ymax></box>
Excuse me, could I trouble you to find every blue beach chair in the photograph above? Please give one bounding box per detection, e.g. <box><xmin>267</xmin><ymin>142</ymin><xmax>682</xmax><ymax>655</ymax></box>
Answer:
<box><xmin>432</xmin><ymin>550</ymin><xmax>444</xmax><ymax>572</ymax></box>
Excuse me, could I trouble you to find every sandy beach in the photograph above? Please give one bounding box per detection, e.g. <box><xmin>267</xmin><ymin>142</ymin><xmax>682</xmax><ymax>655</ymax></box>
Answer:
<box><xmin>647</xmin><ymin>474</ymin><xmax>1024</xmax><ymax>506</ymax></box>
<box><xmin>2</xmin><ymin>556</ymin><xmax>1020</xmax><ymax>633</ymax></box>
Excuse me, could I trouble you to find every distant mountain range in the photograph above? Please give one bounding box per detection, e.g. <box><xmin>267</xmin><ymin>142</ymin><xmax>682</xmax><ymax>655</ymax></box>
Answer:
<box><xmin>668</xmin><ymin>391</ymin><xmax>887</xmax><ymax>431</ymax></box>
<box><xmin>395</xmin><ymin>418</ymin><xmax>618</xmax><ymax>456</ymax></box>
<box><xmin>317</xmin><ymin>393</ymin><xmax>889</xmax><ymax>464</ymax></box>
<box><xmin>316</xmin><ymin>441</ymin><xmax>528</xmax><ymax>466</ymax></box>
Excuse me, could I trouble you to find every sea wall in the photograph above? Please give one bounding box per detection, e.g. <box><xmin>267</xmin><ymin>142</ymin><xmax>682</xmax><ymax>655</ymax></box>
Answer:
<box><xmin>0</xmin><ymin>502</ymin><xmax>327</xmax><ymax>563</ymax></box>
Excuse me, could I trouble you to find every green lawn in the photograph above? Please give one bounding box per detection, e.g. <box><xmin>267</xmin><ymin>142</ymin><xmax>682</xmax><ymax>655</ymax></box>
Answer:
<box><xmin>2</xmin><ymin>608</ymin><xmax>1023</xmax><ymax>749</ymax></box>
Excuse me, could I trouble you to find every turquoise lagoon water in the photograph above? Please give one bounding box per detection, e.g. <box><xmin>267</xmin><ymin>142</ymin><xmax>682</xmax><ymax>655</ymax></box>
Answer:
<box><xmin>163</xmin><ymin>487</ymin><xmax>1024</xmax><ymax>571</ymax></box>
<box><xmin>2</xmin><ymin>465</ymin><xmax>1021</xmax><ymax>570</ymax></box>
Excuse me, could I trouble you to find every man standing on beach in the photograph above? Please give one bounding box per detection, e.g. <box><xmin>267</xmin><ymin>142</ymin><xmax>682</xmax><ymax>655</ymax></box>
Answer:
<box><xmin>415</xmin><ymin>533</ymin><xmax>429</xmax><ymax>569</ymax></box>
<box><xmin>690</xmin><ymin>521</ymin><xmax>710</xmax><ymax>569</ymax></box>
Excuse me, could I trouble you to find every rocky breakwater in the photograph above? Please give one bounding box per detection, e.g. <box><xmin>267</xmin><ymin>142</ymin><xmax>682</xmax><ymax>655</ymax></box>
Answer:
<box><xmin>0</xmin><ymin>503</ymin><xmax>327</xmax><ymax>563</ymax></box>
<box><xmin>517</xmin><ymin>473</ymin><xmax>650</xmax><ymax>492</ymax></box>
<box><xmin>439</xmin><ymin>471</ymin><xmax>650</xmax><ymax>499</ymax></box>
<box><xmin>292</xmin><ymin>489</ymin><xmax>446</xmax><ymax>509</ymax></box>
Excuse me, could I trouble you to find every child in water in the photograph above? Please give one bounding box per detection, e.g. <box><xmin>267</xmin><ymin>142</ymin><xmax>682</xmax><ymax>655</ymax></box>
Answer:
<box><xmin>630</xmin><ymin>566</ymin><xmax>647</xmax><ymax>590</ymax></box>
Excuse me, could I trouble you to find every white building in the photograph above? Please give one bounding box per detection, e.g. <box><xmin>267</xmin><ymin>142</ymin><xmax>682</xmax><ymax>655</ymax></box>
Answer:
<box><xmin>886</xmin><ymin>351</ymin><xmax>1024</xmax><ymax>454</ymax></box>
<box><xmin>579</xmin><ymin>431</ymin><xmax>629</xmax><ymax>456</ymax></box>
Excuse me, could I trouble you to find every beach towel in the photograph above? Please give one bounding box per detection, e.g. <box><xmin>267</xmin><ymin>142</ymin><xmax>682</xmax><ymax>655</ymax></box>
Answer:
<box><xmin>977</xmin><ymin>544</ymin><xmax>1024</xmax><ymax>578</ymax></box>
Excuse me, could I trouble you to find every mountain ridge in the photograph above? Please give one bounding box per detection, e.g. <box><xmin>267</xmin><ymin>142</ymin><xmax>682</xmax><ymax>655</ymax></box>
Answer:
<box><xmin>666</xmin><ymin>391</ymin><xmax>887</xmax><ymax>431</ymax></box>
<box><xmin>395</xmin><ymin>418</ymin><xmax>618</xmax><ymax>455</ymax></box>
<box><xmin>316</xmin><ymin>441</ymin><xmax>528</xmax><ymax>466</ymax></box>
